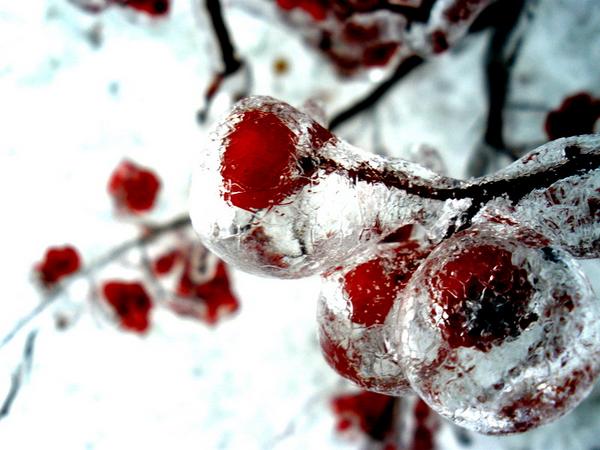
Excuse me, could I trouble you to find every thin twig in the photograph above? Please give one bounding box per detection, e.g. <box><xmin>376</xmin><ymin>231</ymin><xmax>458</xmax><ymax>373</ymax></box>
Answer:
<box><xmin>468</xmin><ymin>0</ymin><xmax>529</xmax><ymax>176</ymax></box>
<box><xmin>0</xmin><ymin>331</ymin><xmax>37</xmax><ymax>420</ymax></box>
<box><xmin>0</xmin><ymin>215</ymin><xmax>191</xmax><ymax>350</ymax></box>
<box><xmin>329</xmin><ymin>55</ymin><xmax>424</xmax><ymax>131</ymax></box>
<box><xmin>205</xmin><ymin>0</ymin><xmax>243</xmax><ymax>76</ymax></box>
<box><xmin>198</xmin><ymin>0</ymin><xmax>246</xmax><ymax>123</ymax></box>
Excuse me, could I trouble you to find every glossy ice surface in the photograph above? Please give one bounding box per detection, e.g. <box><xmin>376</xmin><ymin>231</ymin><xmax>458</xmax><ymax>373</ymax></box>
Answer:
<box><xmin>191</xmin><ymin>95</ymin><xmax>600</xmax><ymax>434</ymax></box>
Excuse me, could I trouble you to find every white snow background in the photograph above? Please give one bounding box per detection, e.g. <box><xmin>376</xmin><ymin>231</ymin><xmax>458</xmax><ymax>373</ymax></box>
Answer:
<box><xmin>1</xmin><ymin>1</ymin><xmax>600</xmax><ymax>449</ymax></box>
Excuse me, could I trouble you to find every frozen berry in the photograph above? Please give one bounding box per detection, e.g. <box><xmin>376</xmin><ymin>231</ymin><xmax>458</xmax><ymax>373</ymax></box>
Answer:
<box><xmin>318</xmin><ymin>238</ymin><xmax>427</xmax><ymax>395</ymax></box>
<box><xmin>396</xmin><ymin>225</ymin><xmax>600</xmax><ymax>434</ymax></box>
<box><xmin>220</xmin><ymin>110</ymin><xmax>300</xmax><ymax>211</ymax></box>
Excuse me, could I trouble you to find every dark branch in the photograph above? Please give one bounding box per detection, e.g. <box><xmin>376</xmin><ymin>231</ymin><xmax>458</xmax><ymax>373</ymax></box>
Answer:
<box><xmin>483</xmin><ymin>0</ymin><xmax>526</xmax><ymax>153</ymax></box>
<box><xmin>0</xmin><ymin>372</ymin><xmax>21</xmax><ymax>420</ymax></box>
<box><xmin>198</xmin><ymin>0</ymin><xmax>246</xmax><ymax>123</ymax></box>
<box><xmin>204</xmin><ymin>0</ymin><xmax>242</xmax><ymax>76</ymax></box>
<box><xmin>312</xmin><ymin>140</ymin><xmax>599</xmax><ymax>234</ymax></box>
<box><xmin>329</xmin><ymin>55</ymin><xmax>424</xmax><ymax>131</ymax></box>
<box><xmin>469</xmin><ymin>0</ymin><xmax>529</xmax><ymax>176</ymax></box>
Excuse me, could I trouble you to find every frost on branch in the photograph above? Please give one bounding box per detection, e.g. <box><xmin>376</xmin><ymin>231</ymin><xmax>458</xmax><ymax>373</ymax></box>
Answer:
<box><xmin>190</xmin><ymin>95</ymin><xmax>600</xmax><ymax>434</ymax></box>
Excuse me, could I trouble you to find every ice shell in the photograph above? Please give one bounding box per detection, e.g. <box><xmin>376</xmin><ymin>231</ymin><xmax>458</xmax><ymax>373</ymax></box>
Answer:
<box><xmin>190</xmin><ymin>96</ymin><xmax>457</xmax><ymax>278</ymax></box>
<box><xmin>394</xmin><ymin>225</ymin><xmax>600</xmax><ymax>434</ymax></box>
<box><xmin>317</xmin><ymin>233</ymin><xmax>429</xmax><ymax>395</ymax></box>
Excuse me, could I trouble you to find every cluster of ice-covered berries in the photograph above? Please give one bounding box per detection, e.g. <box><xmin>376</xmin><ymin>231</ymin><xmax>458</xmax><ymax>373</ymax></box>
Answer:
<box><xmin>272</xmin><ymin>0</ymin><xmax>493</xmax><ymax>75</ymax></box>
<box><xmin>190</xmin><ymin>95</ymin><xmax>600</xmax><ymax>434</ymax></box>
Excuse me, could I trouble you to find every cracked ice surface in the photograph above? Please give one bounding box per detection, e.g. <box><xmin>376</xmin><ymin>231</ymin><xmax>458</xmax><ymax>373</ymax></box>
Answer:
<box><xmin>2</xmin><ymin>0</ymin><xmax>600</xmax><ymax>449</ymax></box>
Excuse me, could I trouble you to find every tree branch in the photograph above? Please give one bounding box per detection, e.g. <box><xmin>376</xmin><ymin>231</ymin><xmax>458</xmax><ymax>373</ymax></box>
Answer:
<box><xmin>0</xmin><ymin>331</ymin><xmax>37</xmax><ymax>420</ymax></box>
<box><xmin>198</xmin><ymin>0</ymin><xmax>247</xmax><ymax>123</ymax></box>
<box><xmin>469</xmin><ymin>0</ymin><xmax>530</xmax><ymax>176</ymax></box>
<box><xmin>0</xmin><ymin>215</ymin><xmax>191</xmax><ymax>350</ymax></box>
<box><xmin>329</xmin><ymin>55</ymin><xmax>424</xmax><ymax>131</ymax></box>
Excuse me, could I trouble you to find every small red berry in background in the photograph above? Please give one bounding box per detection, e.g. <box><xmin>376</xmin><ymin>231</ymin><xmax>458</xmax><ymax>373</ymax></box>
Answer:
<box><xmin>117</xmin><ymin>0</ymin><xmax>170</xmax><ymax>16</ymax></box>
<box><xmin>152</xmin><ymin>249</ymin><xmax>182</xmax><ymax>276</ymax></box>
<box><xmin>108</xmin><ymin>160</ymin><xmax>161</xmax><ymax>214</ymax></box>
<box><xmin>176</xmin><ymin>260</ymin><xmax>240</xmax><ymax>325</ymax></box>
<box><xmin>102</xmin><ymin>281</ymin><xmax>153</xmax><ymax>333</ymax></box>
<box><xmin>36</xmin><ymin>245</ymin><xmax>81</xmax><ymax>287</ymax></box>
<box><xmin>276</xmin><ymin>0</ymin><xmax>327</xmax><ymax>21</ymax></box>
<box><xmin>545</xmin><ymin>92</ymin><xmax>600</xmax><ymax>140</ymax></box>
<box><xmin>331</xmin><ymin>390</ymin><xmax>396</xmax><ymax>442</ymax></box>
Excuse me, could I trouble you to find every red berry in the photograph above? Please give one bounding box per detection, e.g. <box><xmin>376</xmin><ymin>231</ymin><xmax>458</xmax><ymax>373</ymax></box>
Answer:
<box><xmin>176</xmin><ymin>260</ymin><xmax>239</xmax><ymax>325</ymax></box>
<box><xmin>444</xmin><ymin>0</ymin><xmax>485</xmax><ymax>23</ymax></box>
<box><xmin>276</xmin><ymin>0</ymin><xmax>328</xmax><ymax>21</ymax></box>
<box><xmin>297</xmin><ymin>0</ymin><xmax>328</xmax><ymax>21</ymax></box>
<box><xmin>431</xmin><ymin>244</ymin><xmax>536</xmax><ymax>352</ymax></box>
<box><xmin>36</xmin><ymin>245</ymin><xmax>81</xmax><ymax>287</ymax></box>
<box><xmin>276</xmin><ymin>0</ymin><xmax>299</xmax><ymax>11</ymax></box>
<box><xmin>102</xmin><ymin>281</ymin><xmax>153</xmax><ymax>333</ymax></box>
<box><xmin>342</xmin><ymin>21</ymin><xmax>380</xmax><ymax>43</ymax></box>
<box><xmin>363</xmin><ymin>42</ymin><xmax>399</xmax><ymax>67</ymax></box>
<box><xmin>118</xmin><ymin>0</ymin><xmax>170</xmax><ymax>16</ymax></box>
<box><xmin>430</xmin><ymin>30</ymin><xmax>449</xmax><ymax>54</ymax></box>
<box><xmin>220</xmin><ymin>110</ymin><xmax>301</xmax><ymax>211</ymax></box>
<box><xmin>319</xmin><ymin>236</ymin><xmax>424</xmax><ymax>395</ymax></box>
<box><xmin>152</xmin><ymin>249</ymin><xmax>181</xmax><ymax>276</ymax></box>
<box><xmin>343</xmin><ymin>237</ymin><xmax>426</xmax><ymax>327</ymax></box>
<box><xmin>108</xmin><ymin>160</ymin><xmax>161</xmax><ymax>214</ymax></box>
<box><xmin>319</xmin><ymin>330</ymin><xmax>363</xmax><ymax>386</ymax></box>
<box><xmin>544</xmin><ymin>92</ymin><xmax>600</xmax><ymax>140</ymax></box>
<box><xmin>331</xmin><ymin>390</ymin><xmax>396</xmax><ymax>442</ymax></box>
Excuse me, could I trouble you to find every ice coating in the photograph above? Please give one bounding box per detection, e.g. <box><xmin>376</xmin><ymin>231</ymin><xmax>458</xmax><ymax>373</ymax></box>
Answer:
<box><xmin>317</xmin><ymin>225</ymin><xmax>428</xmax><ymax>395</ymax></box>
<box><xmin>393</xmin><ymin>225</ymin><xmax>600</xmax><ymax>434</ymax></box>
<box><xmin>191</xmin><ymin>96</ymin><xmax>464</xmax><ymax>277</ymax></box>
<box><xmin>191</xmin><ymin>95</ymin><xmax>600</xmax><ymax>433</ymax></box>
<box><xmin>191</xmin><ymin>96</ymin><xmax>600</xmax><ymax>278</ymax></box>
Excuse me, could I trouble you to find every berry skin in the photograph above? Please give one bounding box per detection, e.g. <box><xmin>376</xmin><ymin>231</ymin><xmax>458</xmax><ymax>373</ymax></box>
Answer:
<box><xmin>102</xmin><ymin>281</ymin><xmax>153</xmax><ymax>333</ymax></box>
<box><xmin>175</xmin><ymin>260</ymin><xmax>239</xmax><ymax>325</ymax></box>
<box><xmin>319</xmin><ymin>235</ymin><xmax>425</xmax><ymax>395</ymax></box>
<box><xmin>108</xmin><ymin>160</ymin><xmax>161</xmax><ymax>214</ymax></box>
<box><xmin>220</xmin><ymin>110</ymin><xmax>301</xmax><ymax>211</ymax></box>
<box><xmin>343</xmin><ymin>236</ymin><xmax>423</xmax><ymax>327</ymax></box>
<box><xmin>36</xmin><ymin>245</ymin><xmax>81</xmax><ymax>287</ymax></box>
<box><xmin>431</xmin><ymin>244</ymin><xmax>536</xmax><ymax>352</ymax></box>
